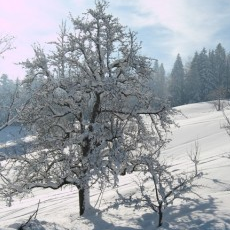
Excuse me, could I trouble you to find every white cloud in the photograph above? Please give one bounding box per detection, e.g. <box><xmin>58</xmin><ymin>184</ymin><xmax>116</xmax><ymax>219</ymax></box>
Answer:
<box><xmin>110</xmin><ymin>0</ymin><xmax>230</xmax><ymax>68</ymax></box>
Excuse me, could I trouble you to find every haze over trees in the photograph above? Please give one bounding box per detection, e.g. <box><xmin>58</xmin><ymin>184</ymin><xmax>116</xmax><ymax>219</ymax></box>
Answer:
<box><xmin>168</xmin><ymin>54</ymin><xmax>185</xmax><ymax>106</ymax></box>
<box><xmin>149</xmin><ymin>60</ymin><xmax>167</xmax><ymax>101</ymax></box>
<box><xmin>168</xmin><ymin>43</ymin><xmax>230</xmax><ymax>109</ymax></box>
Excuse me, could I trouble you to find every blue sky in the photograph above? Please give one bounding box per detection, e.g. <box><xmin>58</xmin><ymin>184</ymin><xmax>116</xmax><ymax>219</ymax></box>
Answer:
<box><xmin>1</xmin><ymin>0</ymin><xmax>230</xmax><ymax>79</ymax></box>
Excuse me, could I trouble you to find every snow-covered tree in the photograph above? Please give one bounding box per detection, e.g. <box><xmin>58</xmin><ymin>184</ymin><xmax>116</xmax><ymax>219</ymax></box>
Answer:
<box><xmin>0</xmin><ymin>1</ymin><xmax>173</xmax><ymax>216</ymax></box>
<box><xmin>213</xmin><ymin>43</ymin><xmax>227</xmax><ymax>87</ymax></box>
<box><xmin>226</xmin><ymin>53</ymin><xmax>230</xmax><ymax>98</ymax></box>
<box><xmin>158</xmin><ymin>63</ymin><xmax>166</xmax><ymax>98</ymax></box>
<box><xmin>115</xmin><ymin>142</ymin><xmax>201</xmax><ymax>228</ymax></box>
<box><xmin>169</xmin><ymin>54</ymin><xmax>185</xmax><ymax>106</ymax></box>
<box><xmin>154</xmin><ymin>62</ymin><xmax>166</xmax><ymax>99</ymax></box>
<box><xmin>0</xmin><ymin>34</ymin><xmax>14</xmax><ymax>57</ymax></box>
<box><xmin>148</xmin><ymin>61</ymin><xmax>167</xmax><ymax>108</ymax></box>
<box><xmin>138</xmin><ymin>153</ymin><xmax>201</xmax><ymax>228</ymax></box>
<box><xmin>0</xmin><ymin>74</ymin><xmax>18</xmax><ymax>125</ymax></box>
<box><xmin>209</xmin><ymin>44</ymin><xmax>228</xmax><ymax>110</ymax></box>
<box><xmin>0</xmin><ymin>36</ymin><xmax>20</xmax><ymax>131</ymax></box>
<box><xmin>184</xmin><ymin>52</ymin><xmax>202</xmax><ymax>103</ymax></box>
<box><xmin>198</xmin><ymin>48</ymin><xmax>215</xmax><ymax>101</ymax></box>
<box><xmin>182</xmin><ymin>45</ymin><xmax>229</xmax><ymax>106</ymax></box>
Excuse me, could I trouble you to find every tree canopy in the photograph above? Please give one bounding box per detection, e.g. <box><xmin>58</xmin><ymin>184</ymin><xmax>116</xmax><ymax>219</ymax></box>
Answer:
<box><xmin>0</xmin><ymin>0</ymin><xmax>173</xmax><ymax>216</ymax></box>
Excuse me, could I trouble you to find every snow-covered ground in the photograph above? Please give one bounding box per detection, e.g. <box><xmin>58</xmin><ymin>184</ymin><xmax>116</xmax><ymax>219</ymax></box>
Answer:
<box><xmin>1</xmin><ymin>101</ymin><xmax>230</xmax><ymax>229</ymax></box>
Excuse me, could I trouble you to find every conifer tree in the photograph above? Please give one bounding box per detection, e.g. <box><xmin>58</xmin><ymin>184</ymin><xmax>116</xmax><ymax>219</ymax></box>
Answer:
<box><xmin>198</xmin><ymin>48</ymin><xmax>214</xmax><ymax>101</ymax></box>
<box><xmin>169</xmin><ymin>54</ymin><xmax>185</xmax><ymax>106</ymax></box>
<box><xmin>150</xmin><ymin>61</ymin><xmax>166</xmax><ymax>100</ymax></box>
<box><xmin>184</xmin><ymin>52</ymin><xmax>201</xmax><ymax>103</ymax></box>
<box><xmin>210</xmin><ymin>43</ymin><xmax>228</xmax><ymax>110</ymax></box>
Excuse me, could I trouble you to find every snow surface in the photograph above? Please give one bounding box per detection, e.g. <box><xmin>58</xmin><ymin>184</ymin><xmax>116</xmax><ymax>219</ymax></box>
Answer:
<box><xmin>1</xmin><ymin>101</ymin><xmax>230</xmax><ymax>229</ymax></box>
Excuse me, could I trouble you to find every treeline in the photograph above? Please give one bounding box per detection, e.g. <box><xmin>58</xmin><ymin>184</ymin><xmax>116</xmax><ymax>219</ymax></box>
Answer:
<box><xmin>1</xmin><ymin>43</ymin><xmax>229</xmax><ymax>122</ymax></box>
<box><xmin>168</xmin><ymin>43</ymin><xmax>230</xmax><ymax>107</ymax></box>
<box><xmin>151</xmin><ymin>43</ymin><xmax>230</xmax><ymax>109</ymax></box>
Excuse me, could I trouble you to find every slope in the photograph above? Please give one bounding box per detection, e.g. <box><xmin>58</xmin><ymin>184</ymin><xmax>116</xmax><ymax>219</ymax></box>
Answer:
<box><xmin>0</xmin><ymin>101</ymin><xmax>230</xmax><ymax>229</ymax></box>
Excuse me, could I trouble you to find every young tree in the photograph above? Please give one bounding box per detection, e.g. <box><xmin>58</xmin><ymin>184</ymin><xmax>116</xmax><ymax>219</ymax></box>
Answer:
<box><xmin>0</xmin><ymin>1</ymin><xmax>173</xmax><ymax>216</ymax></box>
<box><xmin>138</xmin><ymin>155</ymin><xmax>200</xmax><ymax>228</ymax></box>
<box><xmin>115</xmin><ymin>142</ymin><xmax>201</xmax><ymax>228</ymax></box>
<box><xmin>169</xmin><ymin>54</ymin><xmax>185</xmax><ymax>106</ymax></box>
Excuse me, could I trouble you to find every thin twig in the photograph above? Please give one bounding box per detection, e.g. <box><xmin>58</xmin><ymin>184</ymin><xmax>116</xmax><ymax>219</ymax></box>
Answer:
<box><xmin>18</xmin><ymin>199</ymin><xmax>41</xmax><ymax>230</ymax></box>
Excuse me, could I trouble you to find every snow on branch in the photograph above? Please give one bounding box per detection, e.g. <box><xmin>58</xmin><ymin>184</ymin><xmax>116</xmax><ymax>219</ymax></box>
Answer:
<box><xmin>0</xmin><ymin>34</ymin><xmax>14</xmax><ymax>56</ymax></box>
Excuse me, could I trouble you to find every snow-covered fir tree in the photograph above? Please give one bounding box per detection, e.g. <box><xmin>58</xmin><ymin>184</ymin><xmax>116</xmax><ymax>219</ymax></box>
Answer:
<box><xmin>170</xmin><ymin>44</ymin><xmax>230</xmax><ymax>107</ymax></box>
<box><xmin>226</xmin><ymin>53</ymin><xmax>230</xmax><ymax>98</ymax></box>
<box><xmin>169</xmin><ymin>54</ymin><xmax>185</xmax><ymax>106</ymax></box>
<box><xmin>198</xmin><ymin>48</ymin><xmax>215</xmax><ymax>101</ymax></box>
<box><xmin>209</xmin><ymin>44</ymin><xmax>228</xmax><ymax>110</ymax></box>
<box><xmin>184</xmin><ymin>52</ymin><xmax>201</xmax><ymax>103</ymax></box>
<box><xmin>149</xmin><ymin>61</ymin><xmax>166</xmax><ymax>101</ymax></box>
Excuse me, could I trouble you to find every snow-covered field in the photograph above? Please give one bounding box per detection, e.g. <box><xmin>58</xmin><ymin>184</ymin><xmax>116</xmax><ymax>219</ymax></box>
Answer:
<box><xmin>1</xmin><ymin>101</ymin><xmax>230</xmax><ymax>229</ymax></box>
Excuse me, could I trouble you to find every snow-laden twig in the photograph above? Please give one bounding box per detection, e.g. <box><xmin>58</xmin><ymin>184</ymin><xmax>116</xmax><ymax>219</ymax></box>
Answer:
<box><xmin>18</xmin><ymin>199</ymin><xmax>40</xmax><ymax>230</ymax></box>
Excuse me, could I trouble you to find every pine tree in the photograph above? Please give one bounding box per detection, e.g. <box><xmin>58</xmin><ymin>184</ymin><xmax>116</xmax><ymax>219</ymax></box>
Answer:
<box><xmin>226</xmin><ymin>53</ymin><xmax>230</xmax><ymax>97</ymax></box>
<box><xmin>169</xmin><ymin>54</ymin><xmax>185</xmax><ymax>106</ymax></box>
<box><xmin>149</xmin><ymin>61</ymin><xmax>166</xmax><ymax>100</ymax></box>
<box><xmin>210</xmin><ymin>44</ymin><xmax>228</xmax><ymax>110</ymax></box>
<box><xmin>158</xmin><ymin>63</ymin><xmax>166</xmax><ymax>99</ymax></box>
<box><xmin>198</xmin><ymin>48</ymin><xmax>214</xmax><ymax>101</ymax></box>
<box><xmin>184</xmin><ymin>52</ymin><xmax>201</xmax><ymax>103</ymax></box>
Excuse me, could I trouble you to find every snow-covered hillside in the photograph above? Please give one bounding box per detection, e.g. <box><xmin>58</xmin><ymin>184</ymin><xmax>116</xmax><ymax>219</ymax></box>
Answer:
<box><xmin>1</xmin><ymin>102</ymin><xmax>230</xmax><ymax>229</ymax></box>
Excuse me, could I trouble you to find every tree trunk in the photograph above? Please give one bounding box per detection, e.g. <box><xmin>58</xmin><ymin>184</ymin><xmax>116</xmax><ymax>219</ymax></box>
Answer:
<box><xmin>218</xmin><ymin>98</ymin><xmax>221</xmax><ymax>111</ymax></box>
<box><xmin>158</xmin><ymin>205</ymin><xmax>163</xmax><ymax>227</ymax></box>
<box><xmin>79</xmin><ymin>186</ymin><xmax>90</xmax><ymax>216</ymax></box>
